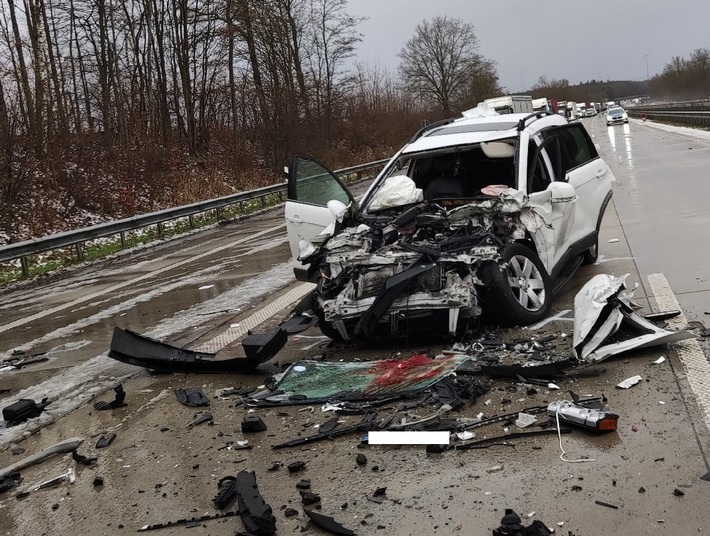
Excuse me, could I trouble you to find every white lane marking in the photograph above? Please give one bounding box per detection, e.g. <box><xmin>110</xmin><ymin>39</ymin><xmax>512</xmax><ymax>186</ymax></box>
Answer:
<box><xmin>648</xmin><ymin>272</ymin><xmax>710</xmax><ymax>431</ymax></box>
<box><xmin>529</xmin><ymin>310</ymin><xmax>573</xmax><ymax>330</ymax></box>
<box><xmin>191</xmin><ymin>282</ymin><xmax>314</xmax><ymax>353</ymax></box>
<box><xmin>0</xmin><ymin>223</ymin><xmax>285</xmax><ymax>335</ymax></box>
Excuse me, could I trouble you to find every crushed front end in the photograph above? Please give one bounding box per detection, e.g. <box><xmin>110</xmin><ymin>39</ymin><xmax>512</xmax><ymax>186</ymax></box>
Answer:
<box><xmin>303</xmin><ymin>198</ymin><xmax>532</xmax><ymax>341</ymax></box>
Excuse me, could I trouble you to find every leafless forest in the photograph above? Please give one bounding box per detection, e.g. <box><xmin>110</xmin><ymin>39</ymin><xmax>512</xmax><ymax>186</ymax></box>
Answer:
<box><xmin>0</xmin><ymin>0</ymin><xmax>707</xmax><ymax>244</ymax></box>
<box><xmin>0</xmin><ymin>0</ymin><xmax>441</xmax><ymax>242</ymax></box>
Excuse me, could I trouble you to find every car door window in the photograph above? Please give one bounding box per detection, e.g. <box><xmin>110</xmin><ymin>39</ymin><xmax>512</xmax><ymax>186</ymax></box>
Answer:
<box><xmin>288</xmin><ymin>156</ymin><xmax>352</xmax><ymax>206</ymax></box>
<box><xmin>527</xmin><ymin>138</ymin><xmax>561</xmax><ymax>192</ymax></box>
<box><xmin>543</xmin><ymin>123</ymin><xmax>598</xmax><ymax>173</ymax></box>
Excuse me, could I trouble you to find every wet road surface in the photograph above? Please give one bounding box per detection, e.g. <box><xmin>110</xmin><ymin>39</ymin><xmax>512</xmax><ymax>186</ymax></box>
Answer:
<box><xmin>0</xmin><ymin>122</ymin><xmax>709</xmax><ymax>535</ymax></box>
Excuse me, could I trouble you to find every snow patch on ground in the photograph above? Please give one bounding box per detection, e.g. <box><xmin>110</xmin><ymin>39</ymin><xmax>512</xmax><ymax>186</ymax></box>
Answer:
<box><xmin>0</xmin><ymin>261</ymin><xmax>295</xmax><ymax>448</ymax></box>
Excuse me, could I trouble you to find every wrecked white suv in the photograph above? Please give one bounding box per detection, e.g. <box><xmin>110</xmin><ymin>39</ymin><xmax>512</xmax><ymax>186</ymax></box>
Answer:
<box><xmin>285</xmin><ymin>110</ymin><xmax>614</xmax><ymax>340</ymax></box>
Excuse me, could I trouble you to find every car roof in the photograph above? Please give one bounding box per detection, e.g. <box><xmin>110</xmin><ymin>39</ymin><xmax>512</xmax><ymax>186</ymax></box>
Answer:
<box><xmin>402</xmin><ymin>112</ymin><xmax>567</xmax><ymax>154</ymax></box>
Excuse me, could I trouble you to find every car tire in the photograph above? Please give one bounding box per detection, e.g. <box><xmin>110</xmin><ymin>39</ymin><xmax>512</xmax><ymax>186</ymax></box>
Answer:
<box><xmin>582</xmin><ymin>239</ymin><xmax>599</xmax><ymax>265</ymax></box>
<box><xmin>317</xmin><ymin>313</ymin><xmax>345</xmax><ymax>341</ymax></box>
<box><xmin>479</xmin><ymin>243</ymin><xmax>552</xmax><ymax>326</ymax></box>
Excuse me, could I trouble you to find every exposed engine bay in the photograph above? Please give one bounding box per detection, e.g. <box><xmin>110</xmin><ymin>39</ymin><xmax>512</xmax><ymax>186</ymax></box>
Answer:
<box><xmin>300</xmin><ymin>194</ymin><xmax>541</xmax><ymax>341</ymax></box>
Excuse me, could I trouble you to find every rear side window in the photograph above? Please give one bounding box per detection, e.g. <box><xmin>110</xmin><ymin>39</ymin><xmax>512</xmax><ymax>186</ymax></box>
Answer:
<box><xmin>543</xmin><ymin>123</ymin><xmax>598</xmax><ymax>172</ymax></box>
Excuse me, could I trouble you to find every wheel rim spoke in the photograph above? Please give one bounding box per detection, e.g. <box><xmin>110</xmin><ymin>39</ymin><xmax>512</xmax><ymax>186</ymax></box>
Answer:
<box><xmin>526</xmin><ymin>288</ymin><xmax>543</xmax><ymax>309</ymax></box>
<box><xmin>528</xmin><ymin>278</ymin><xmax>545</xmax><ymax>290</ymax></box>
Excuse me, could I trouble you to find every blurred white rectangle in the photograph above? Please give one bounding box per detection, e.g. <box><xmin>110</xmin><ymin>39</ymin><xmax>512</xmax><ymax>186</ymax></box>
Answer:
<box><xmin>368</xmin><ymin>431</ymin><xmax>450</xmax><ymax>445</ymax></box>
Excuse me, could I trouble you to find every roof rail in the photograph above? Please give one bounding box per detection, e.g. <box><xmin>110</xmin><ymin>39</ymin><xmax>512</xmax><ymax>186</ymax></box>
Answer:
<box><xmin>517</xmin><ymin>111</ymin><xmax>555</xmax><ymax>132</ymax></box>
<box><xmin>408</xmin><ymin>116</ymin><xmax>459</xmax><ymax>143</ymax></box>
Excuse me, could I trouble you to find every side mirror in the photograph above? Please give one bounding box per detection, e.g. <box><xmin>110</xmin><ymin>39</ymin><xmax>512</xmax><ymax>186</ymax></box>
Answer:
<box><xmin>550</xmin><ymin>181</ymin><xmax>576</xmax><ymax>203</ymax></box>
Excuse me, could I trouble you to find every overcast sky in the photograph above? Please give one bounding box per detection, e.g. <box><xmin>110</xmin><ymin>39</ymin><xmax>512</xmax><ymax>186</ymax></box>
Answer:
<box><xmin>347</xmin><ymin>0</ymin><xmax>710</xmax><ymax>92</ymax></box>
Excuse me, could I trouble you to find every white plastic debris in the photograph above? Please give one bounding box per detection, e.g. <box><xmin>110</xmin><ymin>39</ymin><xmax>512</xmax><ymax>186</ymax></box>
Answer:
<box><xmin>515</xmin><ymin>412</ymin><xmax>538</xmax><ymax>428</ymax></box>
<box><xmin>298</xmin><ymin>239</ymin><xmax>317</xmax><ymax>260</ymax></box>
<box><xmin>455</xmin><ymin>431</ymin><xmax>474</xmax><ymax>441</ymax></box>
<box><xmin>653</xmin><ymin>356</ymin><xmax>666</xmax><ymax>364</ymax></box>
<box><xmin>198</xmin><ymin>285</ymin><xmax>214</xmax><ymax>290</ymax></box>
<box><xmin>486</xmin><ymin>465</ymin><xmax>504</xmax><ymax>473</ymax></box>
<box><xmin>547</xmin><ymin>383</ymin><xmax>560</xmax><ymax>390</ymax></box>
<box><xmin>484</xmin><ymin>399</ymin><xmax>492</xmax><ymax>406</ymax></box>
<box><xmin>608</xmin><ymin>238</ymin><xmax>620</xmax><ymax>243</ymax></box>
<box><xmin>616</xmin><ymin>375</ymin><xmax>643</xmax><ymax>389</ymax></box>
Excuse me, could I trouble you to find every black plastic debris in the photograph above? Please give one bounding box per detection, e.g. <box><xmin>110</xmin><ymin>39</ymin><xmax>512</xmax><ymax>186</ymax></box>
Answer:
<box><xmin>188</xmin><ymin>412</ymin><xmax>213</xmax><ymax>427</ymax></box>
<box><xmin>304</xmin><ymin>509</ymin><xmax>355</xmax><ymax>536</ymax></box>
<box><xmin>242</xmin><ymin>328</ymin><xmax>288</xmax><ymax>361</ymax></box>
<box><xmin>267</xmin><ymin>463</ymin><xmax>281</xmax><ymax>472</ymax></box>
<box><xmin>93</xmin><ymin>476</ymin><xmax>104</xmax><ymax>487</ymax></box>
<box><xmin>492</xmin><ymin>509</ymin><xmax>553</xmax><ymax>535</ymax></box>
<box><xmin>280</xmin><ymin>315</ymin><xmax>317</xmax><ymax>334</ymax></box>
<box><xmin>0</xmin><ymin>473</ymin><xmax>21</xmax><ymax>494</ymax></box>
<box><xmin>242</xmin><ymin>415</ymin><xmax>267</xmax><ymax>433</ymax></box>
<box><xmin>673</xmin><ymin>488</ymin><xmax>685</xmax><ymax>497</ymax></box>
<box><xmin>318</xmin><ymin>417</ymin><xmax>340</xmax><ymax>435</ymax></box>
<box><xmin>296</xmin><ymin>479</ymin><xmax>311</xmax><ymax>490</ymax></box>
<box><xmin>93</xmin><ymin>385</ymin><xmax>127</xmax><ymax>411</ymax></box>
<box><xmin>284</xmin><ymin>507</ymin><xmax>298</xmax><ymax>517</ymax></box>
<box><xmin>235</xmin><ymin>470</ymin><xmax>276</xmax><ymax>536</ymax></box>
<box><xmin>96</xmin><ymin>433</ymin><xmax>116</xmax><ymax>449</ymax></box>
<box><xmin>366</xmin><ymin>487</ymin><xmax>387</xmax><ymax>504</ymax></box>
<box><xmin>300</xmin><ymin>490</ymin><xmax>320</xmax><ymax>505</ymax></box>
<box><xmin>10</xmin><ymin>448</ymin><xmax>24</xmax><ymax>456</ymax></box>
<box><xmin>72</xmin><ymin>450</ymin><xmax>97</xmax><ymax>466</ymax></box>
<box><xmin>288</xmin><ymin>461</ymin><xmax>306</xmax><ymax>473</ymax></box>
<box><xmin>138</xmin><ymin>512</ymin><xmax>238</xmax><ymax>532</ymax></box>
<box><xmin>213</xmin><ymin>476</ymin><xmax>238</xmax><ymax>509</ymax></box>
<box><xmin>645</xmin><ymin>310</ymin><xmax>681</xmax><ymax>322</ymax></box>
<box><xmin>2</xmin><ymin>398</ymin><xmax>50</xmax><ymax>425</ymax></box>
<box><xmin>426</xmin><ymin>444</ymin><xmax>447</xmax><ymax>454</ymax></box>
<box><xmin>594</xmin><ymin>500</ymin><xmax>618</xmax><ymax>509</ymax></box>
<box><xmin>174</xmin><ymin>388</ymin><xmax>209</xmax><ymax>407</ymax></box>
<box><xmin>355</xmin><ymin>454</ymin><xmax>367</xmax><ymax>466</ymax></box>
<box><xmin>701</xmin><ymin>471</ymin><xmax>710</xmax><ymax>482</ymax></box>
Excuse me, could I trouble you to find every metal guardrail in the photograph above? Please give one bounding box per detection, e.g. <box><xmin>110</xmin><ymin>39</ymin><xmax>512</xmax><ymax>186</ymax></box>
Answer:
<box><xmin>0</xmin><ymin>158</ymin><xmax>390</xmax><ymax>276</ymax></box>
<box><xmin>627</xmin><ymin>99</ymin><xmax>710</xmax><ymax>128</ymax></box>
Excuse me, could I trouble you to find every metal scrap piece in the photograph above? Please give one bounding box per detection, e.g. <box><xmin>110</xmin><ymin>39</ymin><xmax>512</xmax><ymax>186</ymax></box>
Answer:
<box><xmin>0</xmin><ymin>437</ymin><xmax>83</xmax><ymax>479</ymax></box>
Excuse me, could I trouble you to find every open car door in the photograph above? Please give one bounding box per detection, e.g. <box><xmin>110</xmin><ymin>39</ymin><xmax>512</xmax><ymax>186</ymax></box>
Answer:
<box><xmin>285</xmin><ymin>155</ymin><xmax>355</xmax><ymax>281</ymax></box>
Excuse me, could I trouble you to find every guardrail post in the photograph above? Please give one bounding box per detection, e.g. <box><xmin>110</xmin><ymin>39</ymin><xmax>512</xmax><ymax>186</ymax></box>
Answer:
<box><xmin>157</xmin><ymin>222</ymin><xmax>163</xmax><ymax>239</ymax></box>
<box><xmin>20</xmin><ymin>256</ymin><xmax>30</xmax><ymax>277</ymax></box>
<box><xmin>260</xmin><ymin>195</ymin><xmax>266</xmax><ymax>207</ymax></box>
<box><xmin>120</xmin><ymin>231</ymin><xmax>126</xmax><ymax>249</ymax></box>
<box><xmin>188</xmin><ymin>215</ymin><xmax>195</xmax><ymax>228</ymax></box>
<box><xmin>76</xmin><ymin>242</ymin><xmax>84</xmax><ymax>262</ymax></box>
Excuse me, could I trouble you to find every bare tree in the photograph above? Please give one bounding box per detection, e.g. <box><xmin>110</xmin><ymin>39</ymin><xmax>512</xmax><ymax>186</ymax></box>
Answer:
<box><xmin>397</xmin><ymin>16</ymin><xmax>494</xmax><ymax>113</ymax></box>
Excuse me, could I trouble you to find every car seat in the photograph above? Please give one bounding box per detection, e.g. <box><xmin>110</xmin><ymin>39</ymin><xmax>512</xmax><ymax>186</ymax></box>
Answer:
<box><xmin>424</xmin><ymin>153</ymin><xmax>464</xmax><ymax>199</ymax></box>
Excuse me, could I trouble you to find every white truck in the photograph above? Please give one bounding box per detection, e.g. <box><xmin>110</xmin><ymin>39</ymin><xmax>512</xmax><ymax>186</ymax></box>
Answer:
<box><xmin>532</xmin><ymin>97</ymin><xmax>550</xmax><ymax>112</ymax></box>
<box><xmin>483</xmin><ymin>95</ymin><xmax>534</xmax><ymax>114</ymax></box>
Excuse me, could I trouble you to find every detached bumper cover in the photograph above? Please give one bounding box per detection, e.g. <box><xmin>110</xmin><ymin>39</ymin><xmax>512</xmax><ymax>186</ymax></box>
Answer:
<box><xmin>108</xmin><ymin>326</ymin><xmax>285</xmax><ymax>373</ymax></box>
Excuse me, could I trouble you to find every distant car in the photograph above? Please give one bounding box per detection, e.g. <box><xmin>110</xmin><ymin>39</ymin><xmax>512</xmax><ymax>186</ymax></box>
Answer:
<box><xmin>285</xmin><ymin>110</ymin><xmax>615</xmax><ymax>340</ymax></box>
<box><xmin>585</xmin><ymin>108</ymin><xmax>596</xmax><ymax>117</ymax></box>
<box><xmin>606</xmin><ymin>107</ymin><xmax>628</xmax><ymax>125</ymax></box>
